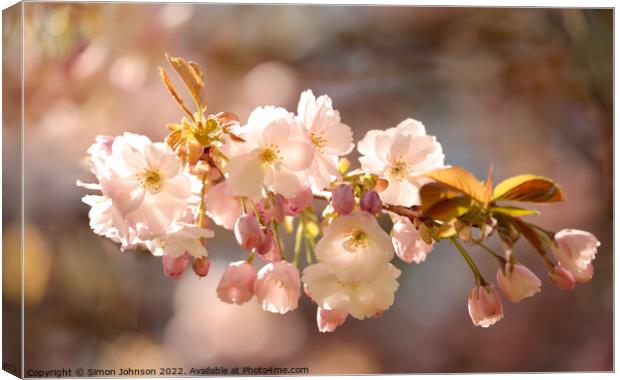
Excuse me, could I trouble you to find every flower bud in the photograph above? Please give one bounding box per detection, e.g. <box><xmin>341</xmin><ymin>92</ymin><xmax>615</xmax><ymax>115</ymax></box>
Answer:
<box><xmin>216</xmin><ymin>261</ymin><xmax>257</xmax><ymax>305</ymax></box>
<box><xmin>360</xmin><ymin>190</ymin><xmax>382</xmax><ymax>214</ymax></box>
<box><xmin>284</xmin><ymin>188</ymin><xmax>313</xmax><ymax>216</ymax></box>
<box><xmin>162</xmin><ymin>252</ymin><xmax>190</xmax><ymax>279</ymax></box>
<box><xmin>467</xmin><ymin>284</ymin><xmax>504</xmax><ymax>328</ymax></box>
<box><xmin>551</xmin><ymin>229</ymin><xmax>599</xmax><ymax>283</ymax></box>
<box><xmin>317</xmin><ymin>307</ymin><xmax>348</xmax><ymax>333</ymax></box>
<box><xmin>234</xmin><ymin>214</ymin><xmax>264</xmax><ymax>250</ymax></box>
<box><xmin>332</xmin><ymin>184</ymin><xmax>355</xmax><ymax>215</ymax></box>
<box><xmin>496</xmin><ymin>263</ymin><xmax>541</xmax><ymax>303</ymax></box>
<box><xmin>192</xmin><ymin>256</ymin><xmax>211</xmax><ymax>277</ymax></box>
<box><xmin>548</xmin><ymin>265</ymin><xmax>576</xmax><ymax>291</ymax></box>
<box><xmin>255</xmin><ymin>228</ymin><xmax>274</xmax><ymax>256</ymax></box>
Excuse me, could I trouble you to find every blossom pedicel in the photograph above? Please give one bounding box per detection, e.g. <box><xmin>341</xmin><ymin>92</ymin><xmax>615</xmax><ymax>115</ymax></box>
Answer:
<box><xmin>78</xmin><ymin>54</ymin><xmax>601</xmax><ymax>331</ymax></box>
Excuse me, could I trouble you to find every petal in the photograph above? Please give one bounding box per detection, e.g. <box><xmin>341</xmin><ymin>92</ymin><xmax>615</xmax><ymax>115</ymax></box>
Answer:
<box><xmin>270</xmin><ymin>170</ymin><xmax>303</xmax><ymax>198</ymax></box>
<box><xmin>280</xmin><ymin>141</ymin><xmax>314</xmax><ymax>171</ymax></box>
<box><xmin>225</xmin><ymin>153</ymin><xmax>265</xmax><ymax>198</ymax></box>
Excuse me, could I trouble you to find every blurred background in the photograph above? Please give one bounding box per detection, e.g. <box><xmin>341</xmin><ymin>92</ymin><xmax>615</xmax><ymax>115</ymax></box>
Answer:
<box><xmin>2</xmin><ymin>3</ymin><xmax>612</xmax><ymax>374</ymax></box>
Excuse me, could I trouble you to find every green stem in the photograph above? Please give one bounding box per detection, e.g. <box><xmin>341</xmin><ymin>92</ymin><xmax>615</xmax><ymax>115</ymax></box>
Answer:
<box><xmin>473</xmin><ymin>241</ymin><xmax>507</xmax><ymax>264</ymax></box>
<box><xmin>272</xmin><ymin>220</ymin><xmax>286</xmax><ymax>261</ymax></box>
<box><xmin>451</xmin><ymin>237</ymin><xmax>486</xmax><ymax>286</ymax></box>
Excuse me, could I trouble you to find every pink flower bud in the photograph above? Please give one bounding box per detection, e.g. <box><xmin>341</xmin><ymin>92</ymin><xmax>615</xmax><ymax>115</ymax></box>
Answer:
<box><xmin>284</xmin><ymin>188</ymin><xmax>313</xmax><ymax>216</ymax></box>
<box><xmin>162</xmin><ymin>252</ymin><xmax>190</xmax><ymax>279</ymax></box>
<box><xmin>496</xmin><ymin>263</ymin><xmax>541</xmax><ymax>303</ymax></box>
<box><xmin>192</xmin><ymin>257</ymin><xmax>211</xmax><ymax>277</ymax></box>
<box><xmin>467</xmin><ymin>284</ymin><xmax>504</xmax><ymax>328</ymax></box>
<box><xmin>257</xmin><ymin>195</ymin><xmax>286</xmax><ymax>225</ymax></box>
<box><xmin>332</xmin><ymin>184</ymin><xmax>355</xmax><ymax>215</ymax></box>
<box><xmin>549</xmin><ymin>265</ymin><xmax>576</xmax><ymax>290</ymax></box>
<box><xmin>234</xmin><ymin>214</ymin><xmax>264</xmax><ymax>250</ymax></box>
<box><xmin>255</xmin><ymin>228</ymin><xmax>274</xmax><ymax>256</ymax></box>
<box><xmin>254</xmin><ymin>261</ymin><xmax>301</xmax><ymax>314</ymax></box>
<box><xmin>360</xmin><ymin>190</ymin><xmax>382</xmax><ymax>214</ymax></box>
<box><xmin>216</xmin><ymin>261</ymin><xmax>257</xmax><ymax>305</ymax></box>
<box><xmin>317</xmin><ymin>307</ymin><xmax>348</xmax><ymax>333</ymax></box>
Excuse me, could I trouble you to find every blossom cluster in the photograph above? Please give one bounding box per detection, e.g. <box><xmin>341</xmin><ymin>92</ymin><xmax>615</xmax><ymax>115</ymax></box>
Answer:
<box><xmin>79</xmin><ymin>55</ymin><xmax>601</xmax><ymax>332</ymax></box>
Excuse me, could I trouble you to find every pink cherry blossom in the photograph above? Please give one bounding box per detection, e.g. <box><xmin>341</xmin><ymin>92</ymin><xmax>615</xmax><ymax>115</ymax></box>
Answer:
<box><xmin>100</xmin><ymin>133</ymin><xmax>194</xmax><ymax>237</ymax></box>
<box><xmin>317</xmin><ymin>307</ymin><xmax>348</xmax><ymax>333</ymax></box>
<box><xmin>204</xmin><ymin>181</ymin><xmax>243</xmax><ymax>230</ymax></box>
<box><xmin>296</xmin><ymin>90</ymin><xmax>354</xmax><ymax>192</ymax></box>
<box><xmin>315</xmin><ymin>211</ymin><xmax>394</xmax><ymax>282</ymax></box>
<box><xmin>390</xmin><ymin>215</ymin><xmax>433</xmax><ymax>264</ymax></box>
<box><xmin>302</xmin><ymin>262</ymin><xmax>400</xmax><ymax>320</ymax></box>
<box><xmin>357</xmin><ymin>119</ymin><xmax>444</xmax><ymax>207</ymax></box>
<box><xmin>467</xmin><ymin>284</ymin><xmax>504</xmax><ymax>328</ymax></box>
<box><xmin>496</xmin><ymin>263</ymin><xmax>541</xmax><ymax>303</ymax></box>
<box><xmin>552</xmin><ymin>229</ymin><xmax>600</xmax><ymax>283</ymax></box>
<box><xmin>216</xmin><ymin>261</ymin><xmax>257</xmax><ymax>305</ymax></box>
<box><xmin>222</xmin><ymin>106</ymin><xmax>314</xmax><ymax>199</ymax></box>
<box><xmin>254</xmin><ymin>261</ymin><xmax>301</xmax><ymax>314</ymax></box>
<box><xmin>234</xmin><ymin>214</ymin><xmax>264</xmax><ymax>250</ymax></box>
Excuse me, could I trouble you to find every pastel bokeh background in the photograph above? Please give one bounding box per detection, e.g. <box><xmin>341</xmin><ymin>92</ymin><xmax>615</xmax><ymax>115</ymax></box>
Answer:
<box><xmin>3</xmin><ymin>3</ymin><xmax>613</xmax><ymax>374</ymax></box>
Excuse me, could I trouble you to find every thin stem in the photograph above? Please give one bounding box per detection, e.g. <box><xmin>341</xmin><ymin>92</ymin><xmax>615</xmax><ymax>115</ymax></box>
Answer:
<box><xmin>451</xmin><ymin>237</ymin><xmax>486</xmax><ymax>286</ymax></box>
<box><xmin>272</xmin><ymin>220</ymin><xmax>286</xmax><ymax>261</ymax></box>
<box><xmin>473</xmin><ymin>241</ymin><xmax>507</xmax><ymax>264</ymax></box>
<box><xmin>198</xmin><ymin>173</ymin><xmax>208</xmax><ymax>244</ymax></box>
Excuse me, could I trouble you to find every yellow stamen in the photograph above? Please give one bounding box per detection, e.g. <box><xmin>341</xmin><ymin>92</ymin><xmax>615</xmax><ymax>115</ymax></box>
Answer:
<box><xmin>137</xmin><ymin>168</ymin><xmax>164</xmax><ymax>193</ymax></box>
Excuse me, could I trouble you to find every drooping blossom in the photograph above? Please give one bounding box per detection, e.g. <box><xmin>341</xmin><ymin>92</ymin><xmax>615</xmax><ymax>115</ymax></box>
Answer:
<box><xmin>467</xmin><ymin>284</ymin><xmax>504</xmax><ymax>328</ymax></box>
<box><xmin>234</xmin><ymin>214</ymin><xmax>265</xmax><ymax>250</ymax></box>
<box><xmin>204</xmin><ymin>181</ymin><xmax>243</xmax><ymax>230</ymax></box>
<box><xmin>216</xmin><ymin>261</ymin><xmax>257</xmax><ymax>305</ymax></box>
<box><xmin>357</xmin><ymin>119</ymin><xmax>444</xmax><ymax>206</ymax></box>
<box><xmin>496</xmin><ymin>263</ymin><xmax>542</xmax><ymax>303</ymax></box>
<box><xmin>551</xmin><ymin>229</ymin><xmax>600</xmax><ymax>283</ymax></box>
<box><xmin>296</xmin><ymin>90</ymin><xmax>354</xmax><ymax>192</ymax></box>
<box><xmin>548</xmin><ymin>265</ymin><xmax>576</xmax><ymax>291</ymax></box>
<box><xmin>332</xmin><ymin>184</ymin><xmax>355</xmax><ymax>215</ymax></box>
<box><xmin>317</xmin><ymin>307</ymin><xmax>348</xmax><ymax>333</ymax></box>
<box><xmin>254</xmin><ymin>261</ymin><xmax>301</xmax><ymax>314</ymax></box>
<box><xmin>302</xmin><ymin>262</ymin><xmax>401</xmax><ymax>320</ymax></box>
<box><xmin>390</xmin><ymin>215</ymin><xmax>433</xmax><ymax>264</ymax></box>
<box><xmin>222</xmin><ymin>106</ymin><xmax>314</xmax><ymax>199</ymax></box>
<box><xmin>315</xmin><ymin>211</ymin><xmax>394</xmax><ymax>282</ymax></box>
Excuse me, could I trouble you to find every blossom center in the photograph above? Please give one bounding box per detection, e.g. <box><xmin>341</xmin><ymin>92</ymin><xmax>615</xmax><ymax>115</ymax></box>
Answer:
<box><xmin>259</xmin><ymin>145</ymin><xmax>281</xmax><ymax>166</ymax></box>
<box><xmin>346</xmin><ymin>229</ymin><xmax>369</xmax><ymax>248</ymax></box>
<box><xmin>339</xmin><ymin>280</ymin><xmax>361</xmax><ymax>291</ymax></box>
<box><xmin>389</xmin><ymin>159</ymin><xmax>409</xmax><ymax>180</ymax></box>
<box><xmin>310</xmin><ymin>132</ymin><xmax>327</xmax><ymax>150</ymax></box>
<box><xmin>137</xmin><ymin>168</ymin><xmax>164</xmax><ymax>194</ymax></box>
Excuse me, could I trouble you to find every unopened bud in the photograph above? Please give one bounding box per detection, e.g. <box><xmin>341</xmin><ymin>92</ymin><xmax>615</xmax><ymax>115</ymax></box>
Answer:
<box><xmin>332</xmin><ymin>184</ymin><xmax>355</xmax><ymax>215</ymax></box>
<box><xmin>548</xmin><ymin>265</ymin><xmax>576</xmax><ymax>291</ymax></box>
<box><xmin>162</xmin><ymin>252</ymin><xmax>190</xmax><ymax>279</ymax></box>
<box><xmin>192</xmin><ymin>256</ymin><xmax>211</xmax><ymax>277</ymax></box>
<box><xmin>235</xmin><ymin>214</ymin><xmax>264</xmax><ymax>250</ymax></box>
<box><xmin>360</xmin><ymin>190</ymin><xmax>382</xmax><ymax>214</ymax></box>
